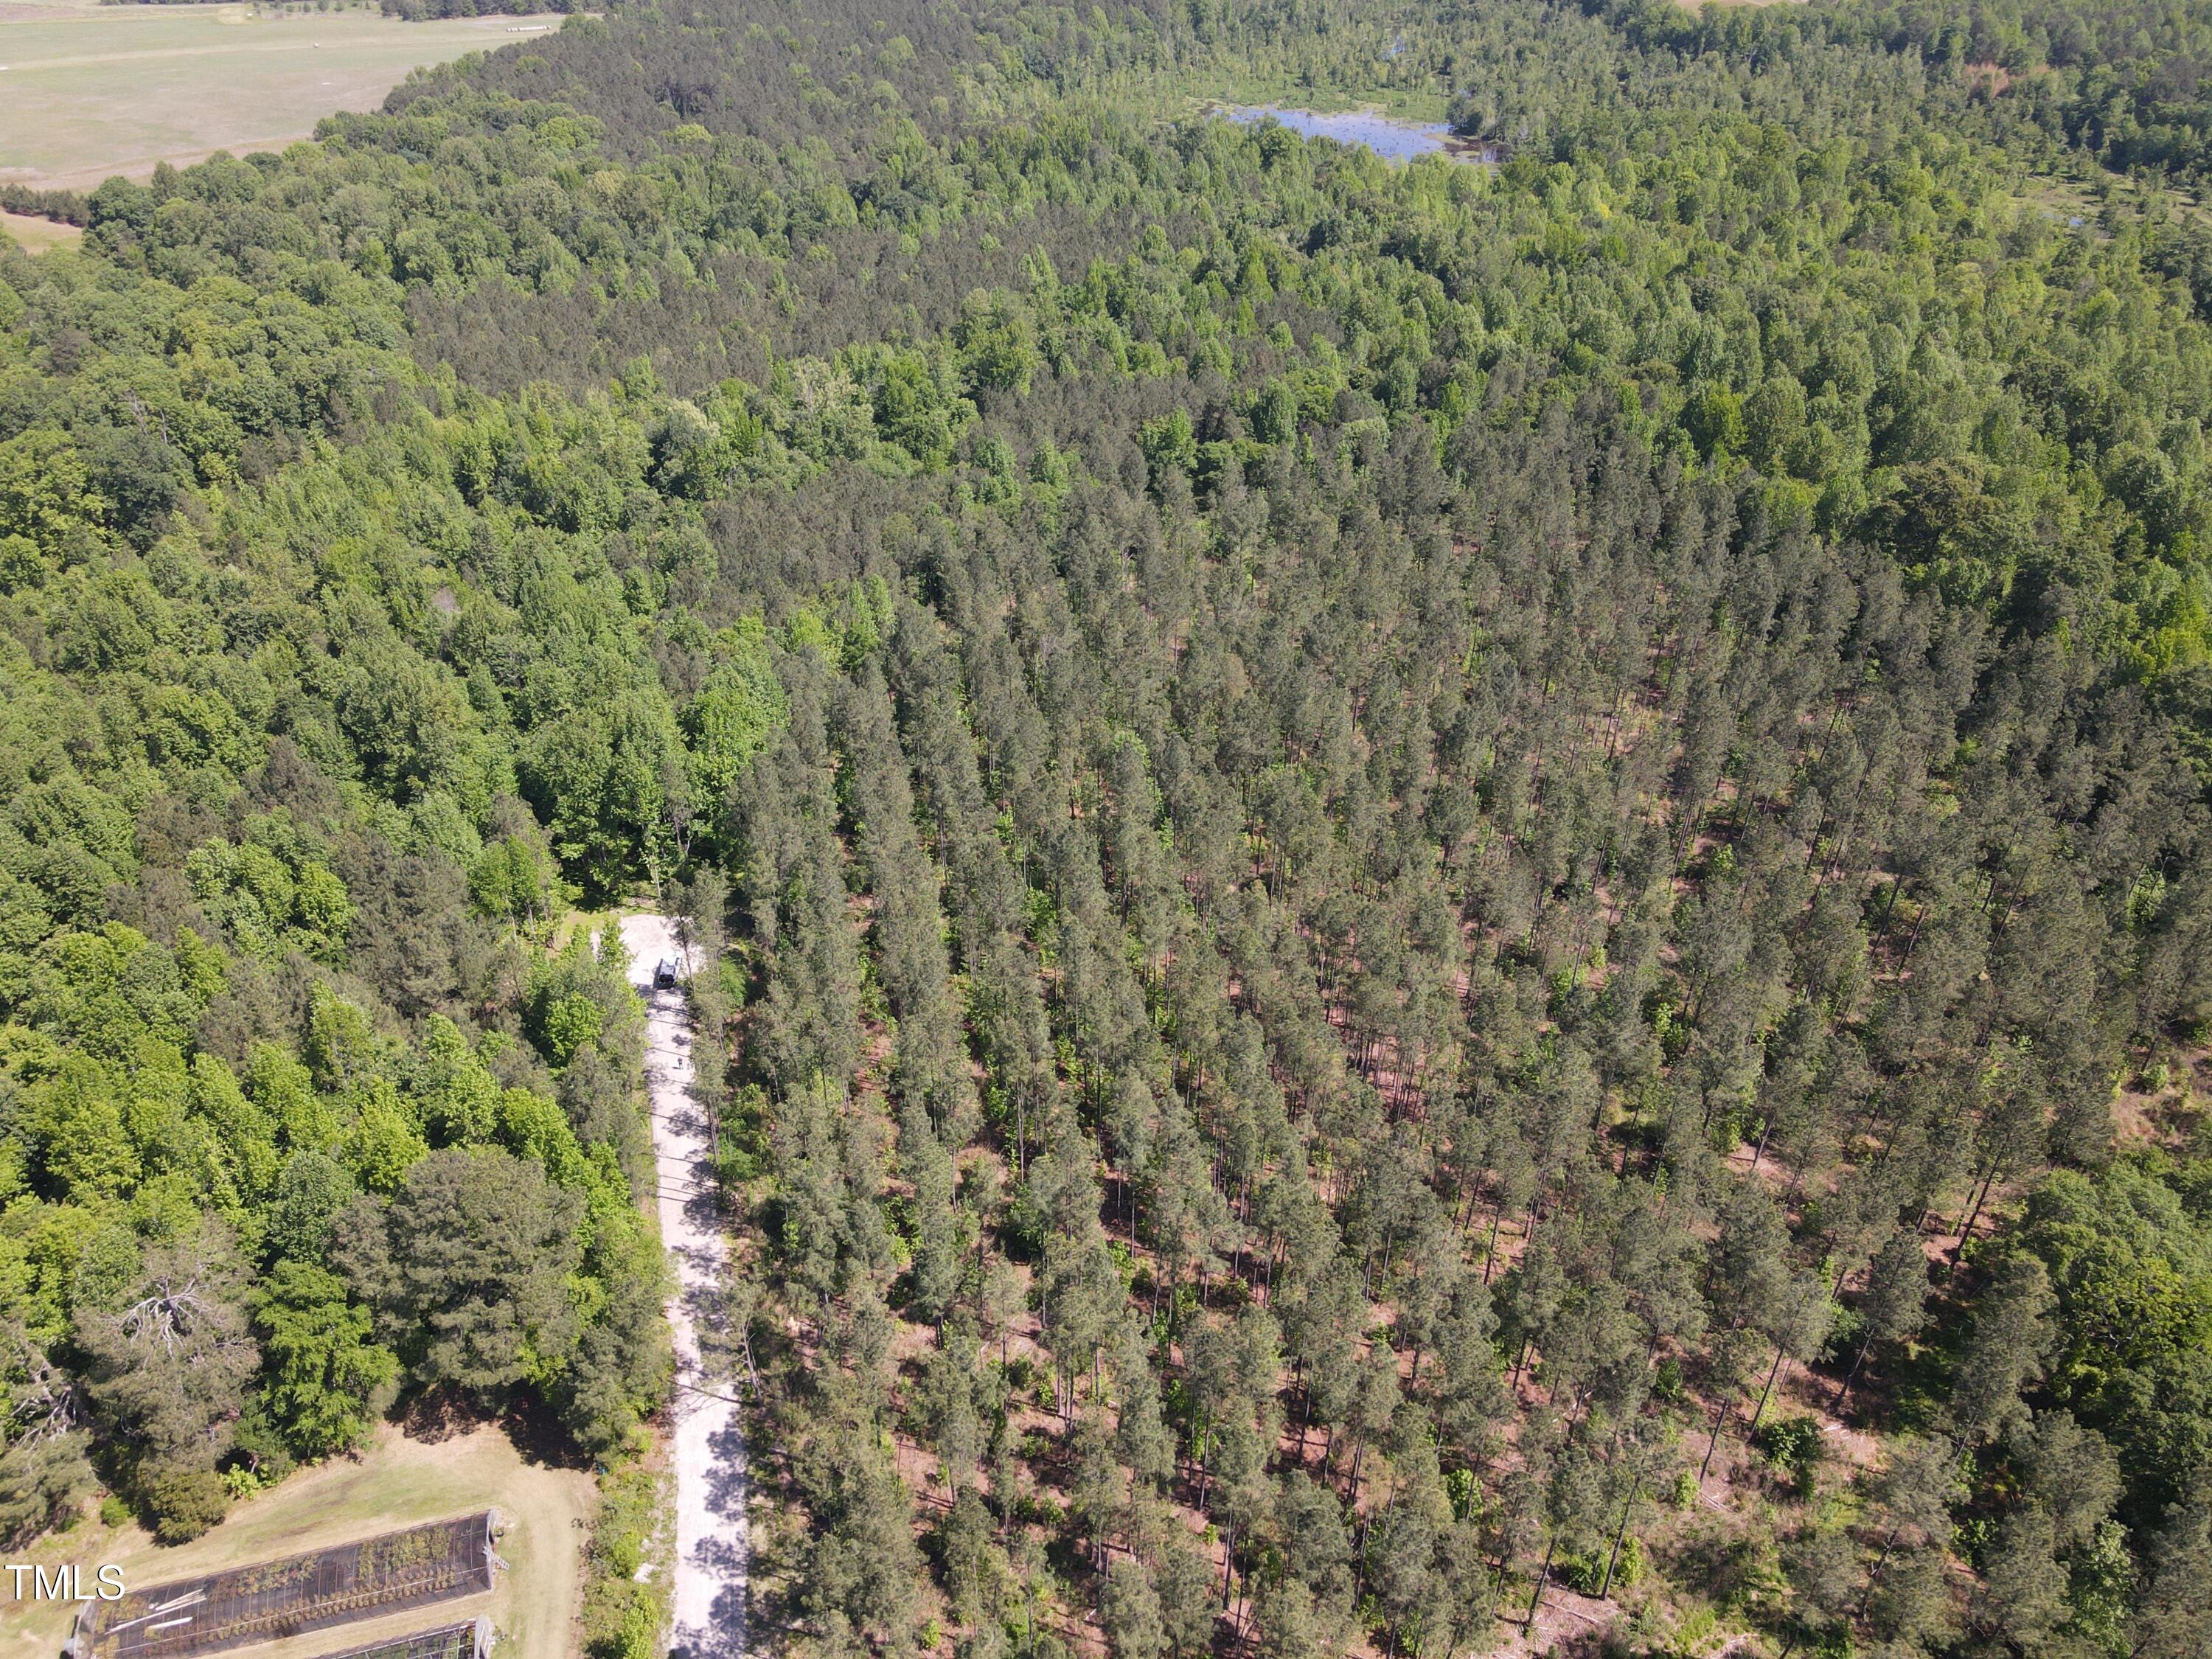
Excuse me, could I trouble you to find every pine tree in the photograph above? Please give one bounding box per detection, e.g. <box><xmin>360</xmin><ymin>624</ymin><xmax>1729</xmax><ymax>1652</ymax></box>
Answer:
<box><xmin>1836</xmin><ymin>1226</ymin><xmax>1928</xmax><ymax>1408</ymax></box>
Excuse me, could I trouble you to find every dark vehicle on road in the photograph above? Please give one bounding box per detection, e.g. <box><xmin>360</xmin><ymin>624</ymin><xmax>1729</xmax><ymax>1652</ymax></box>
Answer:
<box><xmin>655</xmin><ymin>956</ymin><xmax>679</xmax><ymax>990</ymax></box>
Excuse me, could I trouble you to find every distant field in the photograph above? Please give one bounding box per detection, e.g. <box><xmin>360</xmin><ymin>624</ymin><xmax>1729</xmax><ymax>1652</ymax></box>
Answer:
<box><xmin>0</xmin><ymin>206</ymin><xmax>81</xmax><ymax>249</ymax></box>
<box><xmin>0</xmin><ymin>0</ymin><xmax>558</xmax><ymax>189</ymax></box>
<box><xmin>1</xmin><ymin>1422</ymin><xmax>594</xmax><ymax>1659</ymax></box>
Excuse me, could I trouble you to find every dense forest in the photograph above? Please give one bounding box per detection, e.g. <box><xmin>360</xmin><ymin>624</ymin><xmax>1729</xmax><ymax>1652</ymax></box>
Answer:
<box><xmin>4</xmin><ymin>0</ymin><xmax>2212</xmax><ymax>1656</ymax></box>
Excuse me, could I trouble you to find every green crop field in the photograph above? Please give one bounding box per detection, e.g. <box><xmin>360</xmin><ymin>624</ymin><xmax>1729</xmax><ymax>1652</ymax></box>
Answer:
<box><xmin>0</xmin><ymin>0</ymin><xmax>555</xmax><ymax>189</ymax></box>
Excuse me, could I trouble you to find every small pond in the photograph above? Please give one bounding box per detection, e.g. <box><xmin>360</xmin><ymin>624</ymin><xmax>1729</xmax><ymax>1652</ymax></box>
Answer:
<box><xmin>1211</xmin><ymin>104</ymin><xmax>1497</xmax><ymax>164</ymax></box>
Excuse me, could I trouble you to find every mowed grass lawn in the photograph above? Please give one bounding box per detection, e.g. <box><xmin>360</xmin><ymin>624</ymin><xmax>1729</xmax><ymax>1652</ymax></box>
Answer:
<box><xmin>0</xmin><ymin>0</ymin><xmax>556</xmax><ymax>188</ymax></box>
<box><xmin>1</xmin><ymin>1422</ymin><xmax>596</xmax><ymax>1659</ymax></box>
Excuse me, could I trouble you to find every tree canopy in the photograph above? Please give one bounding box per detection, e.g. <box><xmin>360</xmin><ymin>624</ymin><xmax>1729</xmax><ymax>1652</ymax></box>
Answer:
<box><xmin>4</xmin><ymin>0</ymin><xmax>2212</xmax><ymax>1654</ymax></box>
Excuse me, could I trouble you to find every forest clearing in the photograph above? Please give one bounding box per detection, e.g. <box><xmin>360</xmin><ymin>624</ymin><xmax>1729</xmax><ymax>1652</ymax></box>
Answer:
<box><xmin>0</xmin><ymin>208</ymin><xmax>77</xmax><ymax>254</ymax></box>
<box><xmin>2</xmin><ymin>1425</ymin><xmax>590</xmax><ymax>1658</ymax></box>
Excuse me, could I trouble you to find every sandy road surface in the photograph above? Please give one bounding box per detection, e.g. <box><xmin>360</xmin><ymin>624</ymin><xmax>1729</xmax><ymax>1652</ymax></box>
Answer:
<box><xmin>620</xmin><ymin>913</ymin><xmax>748</xmax><ymax>1658</ymax></box>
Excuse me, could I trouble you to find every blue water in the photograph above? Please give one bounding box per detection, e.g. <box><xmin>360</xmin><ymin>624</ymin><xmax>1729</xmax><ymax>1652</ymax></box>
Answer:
<box><xmin>1222</xmin><ymin>105</ymin><xmax>1464</xmax><ymax>163</ymax></box>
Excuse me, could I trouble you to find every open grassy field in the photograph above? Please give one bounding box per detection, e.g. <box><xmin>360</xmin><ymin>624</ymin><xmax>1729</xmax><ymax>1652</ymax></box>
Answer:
<box><xmin>0</xmin><ymin>0</ymin><xmax>557</xmax><ymax>189</ymax></box>
<box><xmin>1</xmin><ymin>1421</ymin><xmax>595</xmax><ymax>1659</ymax></box>
<box><xmin>0</xmin><ymin>206</ymin><xmax>80</xmax><ymax>250</ymax></box>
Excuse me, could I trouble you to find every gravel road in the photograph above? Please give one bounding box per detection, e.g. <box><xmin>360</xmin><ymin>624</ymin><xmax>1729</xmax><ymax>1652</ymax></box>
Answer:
<box><xmin>619</xmin><ymin>913</ymin><xmax>748</xmax><ymax>1659</ymax></box>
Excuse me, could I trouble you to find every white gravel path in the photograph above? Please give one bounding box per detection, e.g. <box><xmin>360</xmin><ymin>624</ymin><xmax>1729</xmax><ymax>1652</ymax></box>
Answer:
<box><xmin>619</xmin><ymin>913</ymin><xmax>748</xmax><ymax>1659</ymax></box>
